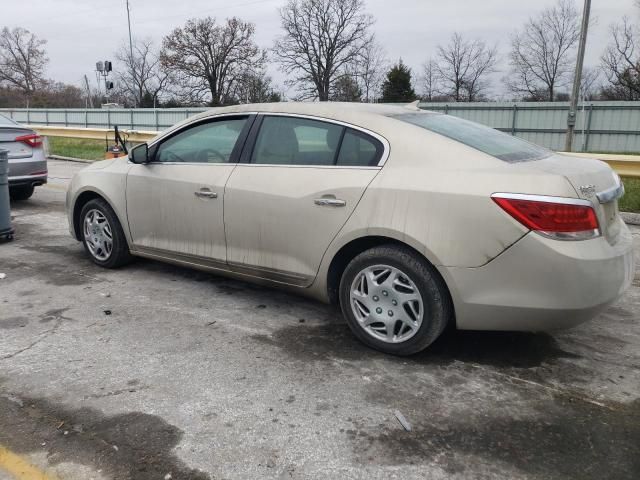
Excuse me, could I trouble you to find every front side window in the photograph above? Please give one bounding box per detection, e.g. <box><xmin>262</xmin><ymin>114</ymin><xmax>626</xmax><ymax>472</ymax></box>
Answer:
<box><xmin>155</xmin><ymin>117</ymin><xmax>248</xmax><ymax>163</ymax></box>
<box><xmin>392</xmin><ymin>112</ymin><xmax>550</xmax><ymax>163</ymax></box>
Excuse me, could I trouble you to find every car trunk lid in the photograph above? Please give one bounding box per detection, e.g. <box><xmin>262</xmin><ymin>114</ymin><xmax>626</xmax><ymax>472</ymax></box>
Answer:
<box><xmin>517</xmin><ymin>153</ymin><xmax>623</xmax><ymax>242</ymax></box>
<box><xmin>0</xmin><ymin>127</ymin><xmax>36</xmax><ymax>159</ymax></box>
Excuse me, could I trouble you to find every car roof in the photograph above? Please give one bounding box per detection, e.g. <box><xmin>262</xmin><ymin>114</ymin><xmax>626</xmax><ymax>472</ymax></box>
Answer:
<box><xmin>182</xmin><ymin>102</ymin><xmax>436</xmax><ymax>140</ymax></box>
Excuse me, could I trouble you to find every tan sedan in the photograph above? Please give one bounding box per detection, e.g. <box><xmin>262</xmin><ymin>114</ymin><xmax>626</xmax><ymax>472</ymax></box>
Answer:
<box><xmin>66</xmin><ymin>103</ymin><xmax>635</xmax><ymax>355</ymax></box>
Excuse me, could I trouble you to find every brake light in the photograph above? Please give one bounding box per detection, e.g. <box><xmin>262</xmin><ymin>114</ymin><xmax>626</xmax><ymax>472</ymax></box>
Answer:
<box><xmin>15</xmin><ymin>133</ymin><xmax>43</xmax><ymax>148</ymax></box>
<box><xmin>492</xmin><ymin>193</ymin><xmax>600</xmax><ymax>240</ymax></box>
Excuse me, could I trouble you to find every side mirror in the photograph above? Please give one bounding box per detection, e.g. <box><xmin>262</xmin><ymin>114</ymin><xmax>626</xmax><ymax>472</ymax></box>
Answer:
<box><xmin>129</xmin><ymin>143</ymin><xmax>149</xmax><ymax>164</ymax></box>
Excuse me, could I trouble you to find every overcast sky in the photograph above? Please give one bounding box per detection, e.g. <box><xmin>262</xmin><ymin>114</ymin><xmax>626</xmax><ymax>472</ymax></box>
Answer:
<box><xmin>2</xmin><ymin>0</ymin><xmax>637</xmax><ymax>98</ymax></box>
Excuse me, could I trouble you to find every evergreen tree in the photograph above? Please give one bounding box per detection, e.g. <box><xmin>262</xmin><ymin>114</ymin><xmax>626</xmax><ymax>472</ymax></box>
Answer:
<box><xmin>381</xmin><ymin>60</ymin><xmax>416</xmax><ymax>102</ymax></box>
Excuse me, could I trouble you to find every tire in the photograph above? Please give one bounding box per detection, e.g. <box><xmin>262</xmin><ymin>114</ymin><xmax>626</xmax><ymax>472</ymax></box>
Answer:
<box><xmin>339</xmin><ymin>245</ymin><xmax>452</xmax><ymax>356</ymax></box>
<box><xmin>9</xmin><ymin>185</ymin><xmax>34</xmax><ymax>201</ymax></box>
<box><xmin>79</xmin><ymin>198</ymin><xmax>133</xmax><ymax>268</ymax></box>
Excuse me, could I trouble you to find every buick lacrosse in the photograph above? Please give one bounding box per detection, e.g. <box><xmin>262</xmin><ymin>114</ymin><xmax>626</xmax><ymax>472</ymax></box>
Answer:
<box><xmin>66</xmin><ymin>103</ymin><xmax>635</xmax><ymax>355</ymax></box>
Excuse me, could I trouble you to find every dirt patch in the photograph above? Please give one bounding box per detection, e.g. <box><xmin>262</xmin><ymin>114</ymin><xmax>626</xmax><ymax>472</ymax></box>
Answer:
<box><xmin>0</xmin><ymin>393</ymin><xmax>210</xmax><ymax>480</ymax></box>
<box><xmin>349</xmin><ymin>395</ymin><xmax>640</xmax><ymax>479</ymax></box>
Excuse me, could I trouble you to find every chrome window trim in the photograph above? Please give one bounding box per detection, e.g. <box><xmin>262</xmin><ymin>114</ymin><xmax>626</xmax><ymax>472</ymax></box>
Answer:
<box><xmin>251</xmin><ymin>112</ymin><xmax>390</xmax><ymax>168</ymax></box>
<box><xmin>596</xmin><ymin>181</ymin><xmax>625</xmax><ymax>204</ymax></box>
<box><xmin>491</xmin><ymin>192</ymin><xmax>593</xmax><ymax>207</ymax></box>
<box><xmin>147</xmin><ymin>112</ymin><xmax>258</xmax><ymax>148</ymax></box>
<box><xmin>129</xmin><ymin>110</ymin><xmax>391</xmax><ymax>168</ymax></box>
<box><xmin>142</xmin><ymin>113</ymin><xmax>256</xmax><ymax>165</ymax></box>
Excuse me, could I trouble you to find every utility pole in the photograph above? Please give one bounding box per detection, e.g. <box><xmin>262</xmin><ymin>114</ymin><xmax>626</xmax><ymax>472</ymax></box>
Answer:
<box><xmin>564</xmin><ymin>0</ymin><xmax>591</xmax><ymax>152</ymax></box>
<box><xmin>126</xmin><ymin>0</ymin><xmax>136</xmax><ymax>106</ymax></box>
<box><xmin>126</xmin><ymin>0</ymin><xmax>134</xmax><ymax>63</ymax></box>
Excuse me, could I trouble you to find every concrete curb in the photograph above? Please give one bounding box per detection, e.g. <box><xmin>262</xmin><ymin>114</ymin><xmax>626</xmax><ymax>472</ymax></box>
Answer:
<box><xmin>48</xmin><ymin>155</ymin><xmax>95</xmax><ymax>164</ymax></box>
<box><xmin>621</xmin><ymin>212</ymin><xmax>640</xmax><ymax>226</ymax></box>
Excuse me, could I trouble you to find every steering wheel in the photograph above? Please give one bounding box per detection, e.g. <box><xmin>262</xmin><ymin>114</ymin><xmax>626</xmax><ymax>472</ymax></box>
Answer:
<box><xmin>165</xmin><ymin>151</ymin><xmax>186</xmax><ymax>163</ymax></box>
<box><xmin>196</xmin><ymin>148</ymin><xmax>226</xmax><ymax>163</ymax></box>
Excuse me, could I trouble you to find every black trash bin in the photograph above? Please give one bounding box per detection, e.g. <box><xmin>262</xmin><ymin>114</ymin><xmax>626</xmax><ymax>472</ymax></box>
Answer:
<box><xmin>0</xmin><ymin>149</ymin><xmax>14</xmax><ymax>241</ymax></box>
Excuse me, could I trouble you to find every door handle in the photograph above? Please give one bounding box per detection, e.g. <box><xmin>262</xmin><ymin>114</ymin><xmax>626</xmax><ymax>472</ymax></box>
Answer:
<box><xmin>194</xmin><ymin>189</ymin><xmax>218</xmax><ymax>199</ymax></box>
<box><xmin>314</xmin><ymin>197</ymin><xmax>346</xmax><ymax>207</ymax></box>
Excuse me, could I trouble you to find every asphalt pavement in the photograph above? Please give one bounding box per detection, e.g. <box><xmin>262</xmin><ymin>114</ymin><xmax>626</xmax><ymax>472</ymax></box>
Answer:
<box><xmin>0</xmin><ymin>160</ymin><xmax>639</xmax><ymax>480</ymax></box>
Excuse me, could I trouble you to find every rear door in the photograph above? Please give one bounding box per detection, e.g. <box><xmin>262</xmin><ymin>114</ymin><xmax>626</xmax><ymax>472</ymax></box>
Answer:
<box><xmin>224</xmin><ymin>114</ymin><xmax>387</xmax><ymax>286</ymax></box>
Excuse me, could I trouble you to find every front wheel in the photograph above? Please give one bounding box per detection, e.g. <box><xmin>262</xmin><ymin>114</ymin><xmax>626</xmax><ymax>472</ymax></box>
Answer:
<box><xmin>80</xmin><ymin>198</ymin><xmax>132</xmax><ymax>268</ymax></box>
<box><xmin>339</xmin><ymin>245</ymin><xmax>452</xmax><ymax>356</ymax></box>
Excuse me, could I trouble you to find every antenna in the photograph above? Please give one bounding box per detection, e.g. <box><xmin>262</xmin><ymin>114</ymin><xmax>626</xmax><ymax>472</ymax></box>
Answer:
<box><xmin>84</xmin><ymin>75</ymin><xmax>94</xmax><ymax>108</ymax></box>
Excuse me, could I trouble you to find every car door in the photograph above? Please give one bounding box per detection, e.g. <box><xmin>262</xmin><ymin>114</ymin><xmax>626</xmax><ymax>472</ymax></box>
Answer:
<box><xmin>126</xmin><ymin>115</ymin><xmax>253</xmax><ymax>264</ymax></box>
<box><xmin>224</xmin><ymin>114</ymin><xmax>387</xmax><ymax>286</ymax></box>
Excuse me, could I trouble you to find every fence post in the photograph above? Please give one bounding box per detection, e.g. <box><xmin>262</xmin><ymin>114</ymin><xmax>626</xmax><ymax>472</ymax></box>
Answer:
<box><xmin>583</xmin><ymin>103</ymin><xmax>594</xmax><ymax>152</ymax></box>
<box><xmin>85</xmin><ymin>110</ymin><xmax>88</xmax><ymax>128</ymax></box>
<box><xmin>26</xmin><ymin>109</ymin><xmax>30</xmax><ymax>124</ymax></box>
<box><xmin>444</xmin><ymin>105</ymin><xmax>449</xmax><ymax>115</ymax></box>
<box><xmin>155</xmin><ymin>109</ymin><xmax>159</xmax><ymax>131</ymax></box>
<box><xmin>64</xmin><ymin>110</ymin><xmax>68</xmax><ymax>127</ymax></box>
<box><xmin>130</xmin><ymin>109</ymin><xmax>134</xmax><ymax>129</ymax></box>
<box><xmin>107</xmin><ymin>109</ymin><xmax>111</xmax><ymax>129</ymax></box>
<box><xmin>511</xmin><ymin>104</ymin><xmax>518</xmax><ymax>136</ymax></box>
<box><xmin>45</xmin><ymin>110</ymin><xmax>49</xmax><ymax>126</ymax></box>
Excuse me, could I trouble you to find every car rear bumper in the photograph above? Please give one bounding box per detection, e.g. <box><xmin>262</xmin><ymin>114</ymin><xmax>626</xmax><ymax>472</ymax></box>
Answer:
<box><xmin>8</xmin><ymin>152</ymin><xmax>48</xmax><ymax>188</ymax></box>
<box><xmin>8</xmin><ymin>174</ymin><xmax>48</xmax><ymax>187</ymax></box>
<box><xmin>441</xmin><ymin>219</ymin><xmax>636</xmax><ymax>331</ymax></box>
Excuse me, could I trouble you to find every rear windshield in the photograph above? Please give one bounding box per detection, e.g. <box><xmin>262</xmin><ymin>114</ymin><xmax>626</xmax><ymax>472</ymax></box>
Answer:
<box><xmin>391</xmin><ymin>112</ymin><xmax>550</xmax><ymax>163</ymax></box>
<box><xmin>0</xmin><ymin>114</ymin><xmax>18</xmax><ymax>127</ymax></box>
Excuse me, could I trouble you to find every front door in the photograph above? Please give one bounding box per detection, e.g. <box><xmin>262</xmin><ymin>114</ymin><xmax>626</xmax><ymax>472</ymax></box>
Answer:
<box><xmin>126</xmin><ymin>115</ymin><xmax>252</xmax><ymax>264</ymax></box>
<box><xmin>224</xmin><ymin>115</ymin><xmax>385</xmax><ymax>286</ymax></box>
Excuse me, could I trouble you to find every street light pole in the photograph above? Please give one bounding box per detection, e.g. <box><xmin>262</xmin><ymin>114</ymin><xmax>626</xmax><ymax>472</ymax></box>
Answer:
<box><xmin>126</xmin><ymin>0</ymin><xmax>136</xmax><ymax>106</ymax></box>
<box><xmin>565</xmin><ymin>0</ymin><xmax>591</xmax><ymax>152</ymax></box>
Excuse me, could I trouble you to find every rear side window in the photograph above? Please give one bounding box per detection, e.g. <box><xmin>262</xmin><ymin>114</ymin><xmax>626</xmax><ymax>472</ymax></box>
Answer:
<box><xmin>392</xmin><ymin>113</ymin><xmax>550</xmax><ymax>163</ymax></box>
<box><xmin>251</xmin><ymin>116</ymin><xmax>383</xmax><ymax>167</ymax></box>
<box><xmin>336</xmin><ymin>129</ymin><xmax>383</xmax><ymax>167</ymax></box>
<box><xmin>252</xmin><ymin>116</ymin><xmax>342</xmax><ymax>166</ymax></box>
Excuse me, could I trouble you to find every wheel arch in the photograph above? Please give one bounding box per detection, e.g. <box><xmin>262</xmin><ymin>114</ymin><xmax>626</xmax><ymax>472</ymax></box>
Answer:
<box><xmin>325</xmin><ymin>235</ymin><xmax>454</xmax><ymax>319</ymax></box>
<box><xmin>72</xmin><ymin>190</ymin><xmax>123</xmax><ymax>242</ymax></box>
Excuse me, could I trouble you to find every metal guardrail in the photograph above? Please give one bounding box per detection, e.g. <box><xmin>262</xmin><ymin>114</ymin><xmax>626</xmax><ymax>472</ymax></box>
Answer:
<box><xmin>29</xmin><ymin>124</ymin><xmax>640</xmax><ymax>178</ymax></box>
<box><xmin>29</xmin><ymin>125</ymin><xmax>158</xmax><ymax>143</ymax></box>
<box><xmin>562</xmin><ymin>152</ymin><xmax>640</xmax><ymax>178</ymax></box>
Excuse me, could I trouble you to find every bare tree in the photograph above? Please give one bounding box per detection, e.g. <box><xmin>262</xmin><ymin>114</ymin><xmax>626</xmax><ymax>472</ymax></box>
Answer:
<box><xmin>352</xmin><ymin>39</ymin><xmax>387</xmax><ymax>102</ymax></box>
<box><xmin>601</xmin><ymin>16</ymin><xmax>640</xmax><ymax>100</ymax></box>
<box><xmin>436</xmin><ymin>32</ymin><xmax>497</xmax><ymax>102</ymax></box>
<box><xmin>274</xmin><ymin>0</ymin><xmax>374</xmax><ymax>101</ymax></box>
<box><xmin>579</xmin><ymin>66</ymin><xmax>601</xmax><ymax>100</ymax></box>
<box><xmin>115</xmin><ymin>39</ymin><xmax>170</xmax><ymax>107</ymax></box>
<box><xmin>0</xmin><ymin>27</ymin><xmax>48</xmax><ymax>105</ymax></box>
<box><xmin>420</xmin><ymin>59</ymin><xmax>440</xmax><ymax>101</ymax></box>
<box><xmin>330</xmin><ymin>74</ymin><xmax>362</xmax><ymax>101</ymax></box>
<box><xmin>234</xmin><ymin>68</ymin><xmax>281</xmax><ymax>103</ymax></box>
<box><xmin>505</xmin><ymin>0</ymin><xmax>580</xmax><ymax>101</ymax></box>
<box><xmin>161</xmin><ymin>17</ymin><xmax>265</xmax><ymax>106</ymax></box>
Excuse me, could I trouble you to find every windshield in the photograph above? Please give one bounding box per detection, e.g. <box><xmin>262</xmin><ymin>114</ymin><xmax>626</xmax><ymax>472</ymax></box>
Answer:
<box><xmin>0</xmin><ymin>114</ymin><xmax>18</xmax><ymax>127</ymax></box>
<box><xmin>391</xmin><ymin>112</ymin><xmax>551</xmax><ymax>163</ymax></box>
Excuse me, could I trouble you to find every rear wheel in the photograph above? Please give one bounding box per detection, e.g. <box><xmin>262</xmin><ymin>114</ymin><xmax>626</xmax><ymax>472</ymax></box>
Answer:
<box><xmin>80</xmin><ymin>198</ymin><xmax>132</xmax><ymax>268</ymax></box>
<box><xmin>339</xmin><ymin>245</ymin><xmax>451</xmax><ymax>355</ymax></box>
<box><xmin>9</xmin><ymin>185</ymin><xmax>34</xmax><ymax>201</ymax></box>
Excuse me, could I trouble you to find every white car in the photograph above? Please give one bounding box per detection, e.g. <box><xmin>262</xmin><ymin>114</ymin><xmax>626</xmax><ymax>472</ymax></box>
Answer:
<box><xmin>66</xmin><ymin>103</ymin><xmax>635</xmax><ymax>355</ymax></box>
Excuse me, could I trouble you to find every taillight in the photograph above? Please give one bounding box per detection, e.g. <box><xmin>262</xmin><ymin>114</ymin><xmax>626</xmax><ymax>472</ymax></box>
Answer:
<box><xmin>15</xmin><ymin>133</ymin><xmax>43</xmax><ymax>148</ymax></box>
<box><xmin>492</xmin><ymin>193</ymin><xmax>600</xmax><ymax>241</ymax></box>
